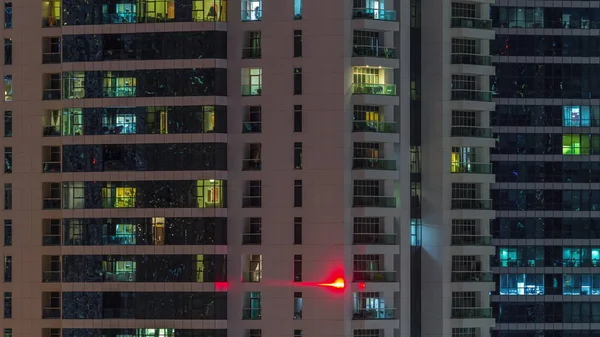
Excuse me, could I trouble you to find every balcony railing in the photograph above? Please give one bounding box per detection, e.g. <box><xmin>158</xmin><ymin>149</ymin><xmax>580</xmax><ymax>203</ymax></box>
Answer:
<box><xmin>451</xmin><ymin>17</ymin><xmax>493</xmax><ymax>30</ymax></box>
<box><xmin>353</xmin><ymin>308</ymin><xmax>396</xmax><ymax>320</ymax></box>
<box><xmin>451</xmin><ymin>90</ymin><xmax>492</xmax><ymax>102</ymax></box>
<box><xmin>353</xmin><ymin>158</ymin><xmax>396</xmax><ymax>170</ymax></box>
<box><xmin>451</xmin><ymin>271</ymin><xmax>493</xmax><ymax>282</ymax></box>
<box><xmin>352</xmin><ymin>83</ymin><xmax>396</xmax><ymax>96</ymax></box>
<box><xmin>242</xmin><ymin>233</ymin><xmax>261</xmax><ymax>245</ymax></box>
<box><xmin>353</xmin><ymin>196</ymin><xmax>396</xmax><ymax>208</ymax></box>
<box><xmin>42</xmin><ymin>271</ymin><xmax>61</xmax><ymax>283</ymax></box>
<box><xmin>451</xmin><ymin>198</ymin><xmax>492</xmax><ymax>210</ymax></box>
<box><xmin>352</xmin><ymin>8</ymin><xmax>397</xmax><ymax>21</ymax></box>
<box><xmin>242</xmin><ymin>308</ymin><xmax>262</xmax><ymax>320</ymax></box>
<box><xmin>451</xmin><ymin>53</ymin><xmax>492</xmax><ymax>66</ymax></box>
<box><xmin>242</xmin><ymin>196</ymin><xmax>262</xmax><ymax>208</ymax></box>
<box><xmin>451</xmin><ymin>235</ymin><xmax>492</xmax><ymax>246</ymax></box>
<box><xmin>242</xmin><ymin>271</ymin><xmax>262</xmax><ymax>282</ymax></box>
<box><xmin>42</xmin><ymin>16</ymin><xmax>61</xmax><ymax>27</ymax></box>
<box><xmin>43</xmin><ymin>198</ymin><xmax>61</xmax><ymax>210</ymax></box>
<box><xmin>451</xmin><ymin>163</ymin><xmax>492</xmax><ymax>174</ymax></box>
<box><xmin>353</xmin><ymin>45</ymin><xmax>396</xmax><ymax>59</ymax></box>
<box><xmin>353</xmin><ymin>271</ymin><xmax>396</xmax><ymax>282</ymax></box>
<box><xmin>241</xmin><ymin>10</ymin><xmax>262</xmax><ymax>22</ymax></box>
<box><xmin>353</xmin><ymin>233</ymin><xmax>396</xmax><ymax>245</ymax></box>
<box><xmin>242</xmin><ymin>47</ymin><xmax>262</xmax><ymax>59</ymax></box>
<box><xmin>42</xmin><ymin>53</ymin><xmax>61</xmax><ymax>64</ymax></box>
<box><xmin>451</xmin><ymin>126</ymin><xmax>493</xmax><ymax>138</ymax></box>
<box><xmin>43</xmin><ymin>126</ymin><xmax>61</xmax><ymax>137</ymax></box>
<box><xmin>42</xmin><ymin>234</ymin><xmax>61</xmax><ymax>246</ymax></box>
<box><xmin>43</xmin><ymin>89</ymin><xmax>61</xmax><ymax>100</ymax></box>
<box><xmin>242</xmin><ymin>159</ymin><xmax>262</xmax><ymax>171</ymax></box>
<box><xmin>242</xmin><ymin>84</ymin><xmax>262</xmax><ymax>96</ymax></box>
<box><xmin>43</xmin><ymin>162</ymin><xmax>61</xmax><ymax>173</ymax></box>
<box><xmin>42</xmin><ymin>307</ymin><xmax>61</xmax><ymax>319</ymax></box>
<box><xmin>242</xmin><ymin>121</ymin><xmax>262</xmax><ymax>133</ymax></box>
<box><xmin>451</xmin><ymin>307</ymin><xmax>493</xmax><ymax>319</ymax></box>
<box><xmin>353</xmin><ymin>120</ymin><xmax>396</xmax><ymax>133</ymax></box>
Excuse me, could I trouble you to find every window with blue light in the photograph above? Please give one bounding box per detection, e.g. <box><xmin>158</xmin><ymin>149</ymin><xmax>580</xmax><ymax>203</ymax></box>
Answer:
<box><xmin>563</xmin><ymin>106</ymin><xmax>591</xmax><ymax>127</ymax></box>
<box><xmin>563</xmin><ymin>247</ymin><xmax>600</xmax><ymax>267</ymax></box>
<box><xmin>563</xmin><ymin>274</ymin><xmax>600</xmax><ymax>295</ymax></box>
<box><xmin>499</xmin><ymin>274</ymin><xmax>544</xmax><ymax>295</ymax></box>
<box><xmin>3</xmin><ymin>2</ymin><xmax>11</xmax><ymax>28</ymax></box>
<box><xmin>294</xmin><ymin>0</ymin><xmax>302</xmax><ymax>19</ymax></box>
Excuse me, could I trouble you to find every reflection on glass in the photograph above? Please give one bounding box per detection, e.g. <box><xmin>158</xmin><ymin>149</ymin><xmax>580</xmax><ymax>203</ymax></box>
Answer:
<box><xmin>62</xmin><ymin>109</ymin><xmax>83</xmax><ymax>135</ymax></box>
<box><xmin>103</xmin><ymin>74</ymin><xmax>137</xmax><ymax>97</ymax></box>
<box><xmin>3</xmin><ymin>75</ymin><xmax>11</xmax><ymax>102</ymax></box>
<box><xmin>241</xmin><ymin>0</ymin><xmax>261</xmax><ymax>21</ymax></box>
<box><xmin>62</xmin><ymin>72</ymin><xmax>85</xmax><ymax>99</ymax></box>
<box><xmin>499</xmin><ymin>274</ymin><xmax>544</xmax><ymax>295</ymax></box>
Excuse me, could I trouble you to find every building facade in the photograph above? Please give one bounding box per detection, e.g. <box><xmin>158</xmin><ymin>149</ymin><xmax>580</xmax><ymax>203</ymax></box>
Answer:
<box><xmin>490</xmin><ymin>1</ymin><xmax>600</xmax><ymax>337</ymax></box>
<box><xmin>0</xmin><ymin>0</ymin><xmax>498</xmax><ymax>336</ymax></box>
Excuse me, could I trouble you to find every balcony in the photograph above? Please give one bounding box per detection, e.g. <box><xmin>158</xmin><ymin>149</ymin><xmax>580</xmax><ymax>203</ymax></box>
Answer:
<box><xmin>353</xmin><ymin>158</ymin><xmax>396</xmax><ymax>170</ymax></box>
<box><xmin>42</xmin><ymin>53</ymin><xmax>61</xmax><ymax>64</ymax></box>
<box><xmin>43</xmin><ymin>234</ymin><xmax>61</xmax><ymax>246</ymax></box>
<box><xmin>451</xmin><ymin>163</ymin><xmax>492</xmax><ymax>174</ymax></box>
<box><xmin>451</xmin><ymin>235</ymin><xmax>492</xmax><ymax>246</ymax></box>
<box><xmin>242</xmin><ymin>233</ymin><xmax>261</xmax><ymax>245</ymax></box>
<box><xmin>451</xmin><ymin>53</ymin><xmax>492</xmax><ymax>66</ymax></box>
<box><xmin>451</xmin><ymin>17</ymin><xmax>492</xmax><ymax>30</ymax></box>
<box><xmin>451</xmin><ymin>307</ymin><xmax>493</xmax><ymax>319</ymax></box>
<box><xmin>353</xmin><ymin>120</ymin><xmax>396</xmax><ymax>133</ymax></box>
<box><xmin>353</xmin><ymin>271</ymin><xmax>396</xmax><ymax>282</ymax></box>
<box><xmin>451</xmin><ymin>198</ymin><xmax>492</xmax><ymax>210</ymax></box>
<box><xmin>43</xmin><ymin>89</ymin><xmax>61</xmax><ymax>100</ymax></box>
<box><xmin>242</xmin><ymin>271</ymin><xmax>262</xmax><ymax>282</ymax></box>
<box><xmin>43</xmin><ymin>198</ymin><xmax>61</xmax><ymax>210</ymax></box>
<box><xmin>102</xmin><ymin>87</ymin><xmax>136</xmax><ymax>98</ymax></box>
<box><xmin>242</xmin><ymin>159</ymin><xmax>261</xmax><ymax>171</ymax></box>
<box><xmin>242</xmin><ymin>121</ymin><xmax>261</xmax><ymax>133</ymax></box>
<box><xmin>451</xmin><ymin>271</ymin><xmax>493</xmax><ymax>282</ymax></box>
<box><xmin>42</xmin><ymin>307</ymin><xmax>61</xmax><ymax>319</ymax></box>
<box><xmin>242</xmin><ymin>308</ymin><xmax>262</xmax><ymax>320</ymax></box>
<box><xmin>242</xmin><ymin>84</ymin><xmax>262</xmax><ymax>96</ymax></box>
<box><xmin>43</xmin><ymin>126</ymin><xmax>60</xmax><ymax>137</ymax></box>
<box><xmin>451</xmin><ymin>90</ymin><xmax>492</xmax><ymax>102</ymax></box>
<box><xmin>353</xmin><ymin>233</ymin><xmax>396</xmax><ymax>245</ymax></box>
<box><xmin>42</xmin><ymin>271</ymin><xmax>60</xmax><ymax>283</ymax></box>
<box><xmin>352</xmin><ymin>83</ymin><xmax>396</xmax><ymax>96</ymax></box>
<box><xmin>451</xmin><ymin>126</ymin><xmax>493</xmax><ymax>138</ymax></box>
<box><xmin>353</xmin><ymin>308</ymin><xmax>396</xmax><ymax>320</ymax></box>
<box><xmin>353</xmin><ymin>196</ymin><xmax>396</xmax><ymax>208</ymax></box>
<box><xmin>242</xmin><ymin>47</ymin><xmax>261</xmax><ymax>59</ymax></box>
<box><xmin>353</xmin><ymin>45</ymin><xmax>396</xmax><ymax>59</ymax></box>
<box><xmin>352</xmin><ymin>8</ymin><xmax>397</xmax><ymax>21</ymax></box>
<box><xmin>42</xmin><ymin>16</ymin><xmax>61</xmax><ymax>28</ymax></box>
<box><xmin>242</xmin><ymin>196</ymin><xmax>262</xmax><ymax>208</ymax></box>
<box><xmin>43</xmin><ymin>162</ymin><xmax>61</xmax><ymax>173</ymax></box>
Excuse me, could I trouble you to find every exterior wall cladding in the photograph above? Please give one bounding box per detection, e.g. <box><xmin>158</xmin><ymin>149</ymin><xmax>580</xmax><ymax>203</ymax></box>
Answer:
<box><xmin>0</xmin><ymin>0</ymin><xmax>510</xmax><ymax>336</ymax></box>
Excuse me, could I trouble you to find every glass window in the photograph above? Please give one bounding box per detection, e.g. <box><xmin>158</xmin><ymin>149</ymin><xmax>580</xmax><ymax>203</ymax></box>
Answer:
<box><xmin>4</xmin><ymin>2</ymin><xmax>11</xmax><ymax>28</ymax></box>
<box><xmin>3</xmin><ymin>220</ymin><xmax>10</xmax><ymax>246</ymax></box>
<box><xmin>62</xmin><ymin>108</ymin><xmax>83</xmax><ymax>136</ymax></box>
<box><xmin>192</xmin><ymin>0</ymin><xmax>227</xmax><ymax>21</ymax></box>
<box><xmin>3</xmin><ymin>39</ymin><xmax>11</xmax><ymax>65</ymax></box>
<box><xmin>564</xmin><ymin>106</ymin><xmax>591</xmax><ymax>127</ymax></box>
<box><xmin>241</xmin><ymin>0</ymin><xmax>261</xmax><ymax>21</ymax></box>
<box><xmin>42</xmin><ymin>0</ymin><xmax>61</xmax><ymax>27</ymax></box>
<box><xmin>498</xmin><ymin>274</ymin><xmax>544</xmax><ymax>295</ymax></box>
<box><xmin>294</xmin><ymin>0</ymin><xmax>302</xmax><ymax>19</ymax></box>
<box><xmin>102</xmin><ymin>73</ymin><xmax>137</xmax><ymax>97</ymax></box>
<box><xmin>563</xmin><ymin>134</ymin><xmax>590</xmax><ymax>155</ymax></box>
<box><xmin>3</xmin><ymin>184</ymin><xmax>11</xmax><ymax>210</ymax></box>
<box><xmin>62</xmin><ymin>72</ymin><xmax>85</xmax><ymax>99</ymax></box>
<box><xmin>4</xmin><ymin>111</ymin><xmax>11</xmax><ymax>137</ymax></box>
<box><xmin>194</xmin><ymin>180</ymin><xmax>224</xmax><ymax>208</ymax></box>
<box><xmin>3</xmin><ymin>75</ymin><xmax>11</xmax><ymax>102</ymax></box>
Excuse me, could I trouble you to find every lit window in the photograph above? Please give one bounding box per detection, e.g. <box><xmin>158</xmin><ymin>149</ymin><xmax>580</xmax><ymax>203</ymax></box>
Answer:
<box><xmin>241</xmin><ymin>0</ymin><xmax>261</xmax><ymax>21</ymax></box>
<box><xmin>192</xmin><ymin>0</ymin><xmax>227</xmax><ymax>21</ymax></box>
<box><xmin>195</xmin><ymin>180</ymin><xmax>224</xmax><ymax>208</ymax></box>
<box><xmin>3</xmin><ymin>75</ymin><xmax>11</xmax><ymax>102</ymax></box>
<box><xmin>102</xmin><ymin>73</ymin><xmax>137</xmax><ymax>97</ymax></box>
<box><xmin>562</xmin><ymin>134</ymin><xmax>590</xmax><ymax>155</ymax></box>
<box><xmin>498</xmin><ymin>274</ymin><xmax>544</xmax><ymax>295</ymax></box>
<box><xmin>563</xmin><ymin>106</ymin><xmax>591</xmax><ymax>127</ymax></box>
<box><xmin>61</xmin><ymin>108</ymin><xmax>83</xmax><ymax>136</ymax></box>
<box><xmin>62</xmin><ymin>72</ymin><xmax>86</xmax><ymax>99</ymax></box>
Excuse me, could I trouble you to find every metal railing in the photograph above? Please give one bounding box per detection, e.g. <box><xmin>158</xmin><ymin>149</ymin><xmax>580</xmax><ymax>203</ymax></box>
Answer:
<box><xmin>353</xmin><ymin>233</ymin><xmax>396</xmax><ymax>245</ymax></box>
<box><xmin>241</xmin><ymin>84</ymin><xmax>262</xmax><ymax>96</ymax></box>
<box><xmin>242</xmin><ymin>271</ymin><xmax>262</xmax><ymax>282</ymax></box>
<box><xmin>242</xmin><ymin>47</ymin><xmax>262</xmax><ymax>59</ymax></box>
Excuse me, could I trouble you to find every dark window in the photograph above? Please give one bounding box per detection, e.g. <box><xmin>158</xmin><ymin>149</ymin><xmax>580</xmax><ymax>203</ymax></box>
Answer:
<box><xmin>4</xmin><ymin>256</ymin><xmax>11</xmax><ymax>282</ymax></box>
<box><xmin>3</xmin><ymin>220</ymin><xmax>10</xmax><ymax>246</ymax></box>
<box><xmin>3</xmin><ymin>39</ymin><xmax>10</xmax><ymax>65</ymax></box>
<box><xmin>4</xmin><ymin>111</ymin><xmax>11</xmax><ymax>137</ymax></box>
<box><xmin>294</xmin><ymin>180</ymin><xmax>302</xmax><ymax>207</ymax></box>
<box><xmin>4</xmin><ymin>147</ymin><xmax>11</xmax><ymax>173</ymax></box>
<box><xmin>42</xmin><ymin>37</ymin><xmax>61</xmax><ymax>64</ymax></box>
<box><xmin>294</xmin><ymin>30</ymin><xmax>302</xmax><ymax>57</ymax></box>
<box><xmin>294</xmin><ymin>105</ymin><xmax>302</xmax><ymax>132</ymax></box>
<box><xmin>294</xmin><ymin>217</ymin><xmax>302</xmax><ymax>244</ymax></box>
<box><xmin>293</xmin><ymin>255</ymin><xmax>302</xmax><ymax>282</ymax></box>
<box><xmin>3</xmin><ymin>184</ymin><xmax>11</xmax><ymax>210</ymax></box>
<box><xmin>293</xmin><ymin>68</ymin><xmax>302</xmax><ymax>95</ymax></box>
<box><xmin>3</xmin><ymin>292</ymin><xmax>10</xmax><ymax>318</ymax></box>
<box><xmin>294</xmin><ymin>142</ymin><xmax>303</xmax><ymax>169</ymax></box>
<box><xmin>4</xmin><ymin>2</ymin><xmax>11</xmax><ymax>28</ymax></box>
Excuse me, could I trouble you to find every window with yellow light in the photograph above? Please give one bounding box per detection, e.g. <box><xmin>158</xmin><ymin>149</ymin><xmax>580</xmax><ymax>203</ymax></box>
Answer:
<box><xmin>195</xmin><ymin>180</ymin><xmax>223</xmax><ymax>208</ymax></box>
<box><xmin>192</xmin><ymin>0</ymin><xmax>227</xmax><ymax>21</ymax></box>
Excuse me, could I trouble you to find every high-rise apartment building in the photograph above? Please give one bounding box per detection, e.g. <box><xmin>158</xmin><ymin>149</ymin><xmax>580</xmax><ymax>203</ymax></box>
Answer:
<box><xmin>0</xmin><ymin>0</ymin><xmax>498</xmax><ymax>336</ymax></box>
<box><xmin>490</xmin><ymin>2</ymin><xmax>600</xmax><ymax>337</ymax></box>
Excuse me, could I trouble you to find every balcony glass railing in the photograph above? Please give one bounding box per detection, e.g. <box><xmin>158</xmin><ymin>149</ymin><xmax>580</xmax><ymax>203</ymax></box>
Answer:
<box><xmin>242</xmin><ymin>84</ymin><xmax>262</xmax><ymax>96</ymax></box>
<box><xmin>242</xmin><ymin>196</ymin><xmax>262</xmax><ymax>208</ymax></box>
<box><xmin>42</xmin><ymin>271</ymin><xmax>61</xmax><ymax>282</ymax></box>
<box><xmin>242</xmin><ymin>159</ymin><xmax>262</xmax><ymax>171</ymax></box>
<box><xmin>451</xmin><ymin>90</ymin><xmax>492</xmax><ymax>102</ymax></box>
<box><xmin>352</xmin><ymin>83</ymin><xmax>396</xmax><ymax>96</ymax></box>
<box><xmin>451</xmin><ymin>235</ymin><xmax>492</xmax><ymax>246</ymax></box>
<box><xmin>353</xmin><ymin>45</ymin><xmax>396</xmax><ymax>59</ymax></box>
<box><xmin>102</xmin><ymin>87</ymin><xmax>136</xmax><ymax>97</ymax></box>
<box><xmin>352</xmin><ymin>8</ymin><xmax>397</xmax><ymax>21</ymax></box>
<box><xmin>451</xmin><ymin>307</ymin><xmax>493</xmax><ymax>319</ymax></box>
<box><xmin>242</xmin><ymin>47</ymin><xmax>262</xmax><ymax>59</ymax></box>
<box><xmin>242</xmin><ymin>308</ymin><xmax>262</xmax><ymax>320</ymax></box>
<box><xmin>43</xmin><ymin>126</ymin><xmax>61</xmax><ymax>137</ymax></box>
<box><xmin>451</xmin><ymin>126</ymin><xmax>493</xmax><ymax>138</ymax></box>
<box><xmin>353</xmin><ymin>308</ymin><xmax>396</xmax><ymax>320</ymax></box>
<box><xmin>353</xmin><ymin>120</ymin><xmax>396</xmax><ymax>133</ymax></box>
<box><xmin>242</xmin><ymin>271</ymin><xmax>262</xmax><ymax>282</ymax></box>
<box><xmin>42</xmin><ymin>234</ymin><xmax>61</xmax><ymax>246</ymax></box>
<box><xmin>242</xmin><ymin>233</ymin><xmax>261</xmax><ymax>245</ymax></box>
<box><xmin>43</xmin><ymin>89</ymin><xmax>61</xmax><ymax>100</ymax></box>
<box><xmin>241</xmin><ymin>10</ymin><xmax>262</xmax><ymax>22</ymax></box>
<box><xmin>353</xmin><ymin>196</ymin><xmax>396</xmax><ymax>208</ymax></box>
<box><xmin>43</xmin><ymin>198</ymin><xmax>61</xmax><ymax>209</ymax></box>
<box><xmin>242</xmin><ymin>121</ymin><xmax>262</xmax><ymax>133</ymax></box>
<box><xmin>43</xmin><ymin>162</ymin><xmax>61</xmax><ymax>173</ymax></box>
<box><xmin>353</xmin><ymin>158</ymin><xmax>396</xmax><ymax>170</ymax></box>
<box><xmin>451</xmin><ymin>198</ymin><xmax>492</xmax><ymax>210</ymax></box>
<box><xmin>42</xmin><ymin>53</ymin><xmax>61</xmax><ymax>64</ymax></box>
<box><xmin>451</xmin><ymin>271</ymin><xmax>493</xmax><ymax>282</ymax></box>
<box><xmin>42</xmin><ymin>16</ymin><xmax>61</xmax><ymax>27</ymax></box>
<box><xmin>451</xmin><ymin>17</ymin><xmax>493</xmax><ymax>30</ymax></box>
<box><xmin>42</xmin><ymin>307</ymin><xmax>61</xmax><ymax>319</ymax></box>
<box><xmin>353</xmin><ymin>233</ymin><xmax>396</xmax><ymax>245</ymax></box>
<box><xmin>104</xmin><ymin>271</ymin><xmax>135</xmax><ymax>282</ymax></box>
<box><xmin>451</xmin><ymin>53</ymin><xmax>492</xmax><ymax>66</ymax></box>
<box><xmin>451</xmin><ymin>163</ymin><xmax>493</xmax><ymax>174</ymax></box>
<box><xmin>353</xmin><ymin>271</ymin><xmax>396</xmax><ymax>282</ymax></box>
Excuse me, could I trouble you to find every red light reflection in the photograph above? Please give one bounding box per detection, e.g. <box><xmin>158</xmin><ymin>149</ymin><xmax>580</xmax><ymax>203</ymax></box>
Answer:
<box><xmin>318</xmin><ymin>278</ymin><xmax>345</xmax><ymax>289</ymax></box>
<box><xmin>214</xmin><ymin>282</ymin><xmax>228</xmax><ymax>291</ymax></box>
<box><xmin>358</xmin><ymin>282</ymin><xmax>366</xmax><ymax>289</ymax></box>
